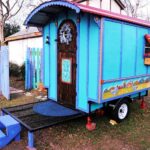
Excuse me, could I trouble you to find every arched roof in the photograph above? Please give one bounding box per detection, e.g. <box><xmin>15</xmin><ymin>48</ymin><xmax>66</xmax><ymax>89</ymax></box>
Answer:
<box><xmin>24</xmin><ymin>0</ymin><xmax>80</xmax><ymax>26</ymax></box>
<box><xmin>24</xmin><ymin>0</ymin><xmax>150</xmax><ymax>28</ymax></box>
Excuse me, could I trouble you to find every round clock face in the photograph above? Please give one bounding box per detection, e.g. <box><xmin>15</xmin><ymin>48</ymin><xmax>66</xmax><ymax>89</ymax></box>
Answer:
<box><xmin>59</xmin><ymin>23</ymin><xmax>72</xmax><ymax>45</ymax></box>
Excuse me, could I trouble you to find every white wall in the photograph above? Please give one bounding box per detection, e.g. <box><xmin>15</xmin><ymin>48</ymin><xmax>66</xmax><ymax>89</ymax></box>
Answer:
<box><xmin>8</xmin><ymin>37</ymin><xmax>43</xmax><ymax>66</ymax></box>
<box><xmin>121</xmin><ymin>9</ymin><xmax>127</xmax><ymax>16</ymax></box>
<box><xmin>80</xmin><ymin>1</ymin><xmax>87</xmax><ymax>5</ymax></box>
<box><xmin>102</xmin><ymin>0</ymin><xmax>110</xmax><ymax>11</ymax></box>
<box><xmin>89</xmin><ymin>0</ymin><xmax>101</xmax><ymax>9</ymax></box>
<box><xmin>80</xmin><ymin>0</ymin><xmax>122</xmax><ymax>14</ymax></box>
<box><xmin>111</xmin><ymin>0</ymin><xmax>121</xmax><ymax>13</ymax></box>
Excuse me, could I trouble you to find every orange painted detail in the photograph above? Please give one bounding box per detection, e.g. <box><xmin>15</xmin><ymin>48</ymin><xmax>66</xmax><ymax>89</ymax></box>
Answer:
<box><xmin>100</xmin><ymin>80</ymin><xmax>104</xmax><ymax>84</ymax></box>
<box><xmin>145</xmin><ymin>34</ymin><xmax>150</xmax><ymax>44</ymax></box>
<box><xmin>38</xmin><ymin>82</ymin><xmax>45</xmax><ymax>92</ymax></box>
<box><xmin>144</xmin><ymin>58</ymin><xmax>150</xmax><ymax>65</ymax></box>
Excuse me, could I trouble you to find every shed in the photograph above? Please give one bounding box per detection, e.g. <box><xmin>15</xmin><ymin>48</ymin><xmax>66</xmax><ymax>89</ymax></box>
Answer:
<box><xmin>25</xmin><ymin>0</ymin><xmax>150</xmax><ymax>113</ymax></box>
<box><xmin>76</xmin><ymin>0</ymin><xmax>125</xmax><ymax>14</ymax></box>
<box><xmin>5</xmin><ymin>27</ymin><xmax>43</xmax><ymax>66</ymax></box>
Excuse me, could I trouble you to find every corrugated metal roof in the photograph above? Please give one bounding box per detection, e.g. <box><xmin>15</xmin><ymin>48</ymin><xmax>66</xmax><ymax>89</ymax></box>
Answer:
<box><xmin>25</xmin><ymin>0</ymin><xmax>150</xmax><ymax>28</ymax></box>
<box><xmin>5</xmin><ymin>27</ymin><xmax>42</xmax><ymax>42</ymax></box>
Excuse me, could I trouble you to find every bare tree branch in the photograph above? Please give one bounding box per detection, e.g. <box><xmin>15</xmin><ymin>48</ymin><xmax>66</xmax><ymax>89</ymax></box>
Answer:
<box><xmin>39</xmin><ymin>0</ymin><xmax>45</xmax><ymax>3</ymax></box>
<box><xmin>123</xmin><ymin>0</ymin><xmax>150</xmax><ymax>17</ymax></box>
<box><xmin>10</xmin><ymin>0</ymin><xmax>19</xmax><ymax>12</ymax></box>
<box><xmin>1</xmin><ymin>0</ymin><xmax>9</xmax><ymax>20</ymax></box>
<box><xmin>27</xmin><ymin>0</ymin><xmax>48</xmax><ymax>9</ymax></box>
<box><xmin>0</xmin><ymin>0</ymin><xmax>25</xmax><ymax>42</ymax></box>
<box><xmin>7</xmin><ymin>0</ymin><xmax>24</xmax><ymax>20</ymax></box>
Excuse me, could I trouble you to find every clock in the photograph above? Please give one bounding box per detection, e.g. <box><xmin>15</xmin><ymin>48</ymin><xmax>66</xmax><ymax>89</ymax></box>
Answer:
<box><xmin>59</xmin><ymin>23</ymin><xmax>72</xmax><ymax>45</ymax></box>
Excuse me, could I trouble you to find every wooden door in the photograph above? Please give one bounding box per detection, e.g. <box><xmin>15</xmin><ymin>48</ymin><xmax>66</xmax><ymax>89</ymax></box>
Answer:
<box><xmin>57</xmin><ymin>20</ymin><xmax>77</xmax><ymax>108</ymax></box>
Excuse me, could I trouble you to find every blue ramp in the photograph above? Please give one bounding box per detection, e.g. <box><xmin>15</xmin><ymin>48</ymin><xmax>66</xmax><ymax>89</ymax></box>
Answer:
<box><xmin>0</xmin><ymin>115</ymin><xmax>21</xmax><ymax>149</ymax></box>
<box><xmin>33</xmin><ymin>100</ymin><xmax>80</xmax><ymax>117</ymax></box>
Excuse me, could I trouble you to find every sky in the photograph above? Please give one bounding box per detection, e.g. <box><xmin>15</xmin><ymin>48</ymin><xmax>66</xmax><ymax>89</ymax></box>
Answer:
<box><xmin>6</xmin><ymin>0</ymin><xmax>42</xmax><ymax>28</ymax></box>
<box><xmin>135</xmin><ymin>0</ymin><xmax>150</xmax><ymax>19</ymax></box>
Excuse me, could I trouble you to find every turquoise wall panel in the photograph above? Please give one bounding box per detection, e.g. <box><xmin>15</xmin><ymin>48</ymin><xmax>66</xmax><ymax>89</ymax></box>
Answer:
<box><xmin>121</xmin><ymin>24</ymin><xmax>136</xmax><ymax>77</ymax></box>
<box><xmin>88</xmin><ymin>15</ymin><xmax>100</xmax><ymax>100</ymax></box>
<box><xmin>49</xmin><ymin>22</ymin><xmax>57</xmax><ymax>100</ymax></box>
<box><xmin>58</xmin><ymin>10</ymin><xmax>77</xmax><ymax>26</ymax></box>
<box><xmin>77</xmin><ymin>14</ymin><xmax>89</xmax><ymax>112</ymax></box>
<box><xmin>101</xmin><ymin>18</ymin><xmax>150</xmax><ymax>103</ymax></box>
<box><xmin>68</xmin><ymin>11</ymin><xmax>77</xmax><ymax>24</ymax></box>
<box><xmin>43</xmin><ymin>24</ymin><xmax>50</xmax><ymax>87</ymax></box>
<box><xmin>136</xmin><ymin>27</ymin><xmax>148</xmax><ymax>75</ymax></box>
<box><xmin>58</xmin><ymin>12</ymin><xmax>66</xmax><ymax>26</ymax></box>
<box><xmin>91</xmin><ymin>103</ymin><xmax>103</xmax><ymax>111</ymax></box>
<box><xmin>103</xmin><ymin>20</ymin><xmax>122</xmax><ymax>80</ymax></box>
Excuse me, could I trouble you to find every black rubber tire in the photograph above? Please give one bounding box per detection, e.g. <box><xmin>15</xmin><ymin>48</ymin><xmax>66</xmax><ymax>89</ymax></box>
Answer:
<box><xmin>111</xmin><ymin>98</ymin><xmax>130</xmax><ymax>123</ymax></box>
<box><xmin>104</xmin><ymin>105</ymin><xmax>113</xmax><ymax>117</ymax></box>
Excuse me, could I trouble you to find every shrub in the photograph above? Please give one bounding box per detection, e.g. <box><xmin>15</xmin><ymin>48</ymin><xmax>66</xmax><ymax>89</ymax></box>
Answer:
<box><xmin>9</xmin><ymin>63</ymin><xmax>20</xmax><ymax>77</ymax></box>
<box><xmin>9</xmin><ymin>62</ymin><xmax>25</xmax><ymax>80</ymax></box>
<box><xmin>20</xmin><ymin>63</ymin><xmax>25</xmax><ymax>80</ymax></box>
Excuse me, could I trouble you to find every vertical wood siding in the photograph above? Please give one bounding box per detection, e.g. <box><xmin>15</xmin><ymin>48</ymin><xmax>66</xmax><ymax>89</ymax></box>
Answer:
<box><xmin>0</xmin><ymin>46</ymin><xmax>10</xmax><ymax>100</ymax></box>
<box><xmin>49</xmin><ymin>22</ymin><xmax>57</xmax><ymax>100</ymax></box>
<box><xmin>25</xmin><ymin>48</ymin><xmax>43</xmax><ymax>89</ymax></box>
<box><xmin>88</xmin><ymin>15</ymin><xmax>100</xmax><ymax>101</ymax></box>
<box><xmin>77</xmin><ymin>13</ymin><xmax>89</xmax><ymax>111</ymax></box>
<box><xmin>102</xmin><ymin>18</ymin><xmax>150</xmax><ymax>102</ymax></box>
<box><xmin>103</xmin><ymin>19</ymin><xmax>149</xmax><ymax>80</ymax></box>
<box><xmin>43</xmin><ymin>24</ymin><xmax>50</xmax><ymax>87</ymax></box>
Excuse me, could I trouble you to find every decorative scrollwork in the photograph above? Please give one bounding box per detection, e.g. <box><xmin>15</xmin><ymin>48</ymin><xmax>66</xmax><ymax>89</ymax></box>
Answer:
<box><xmin>94</xmin><ymin>16</ymin><xmax>101</xmax><ymax>28</ymax></box>
<box><xmin>59</xmin><ymin>23</ymin><xmax>72</xmax><ymax>45</ymax></box>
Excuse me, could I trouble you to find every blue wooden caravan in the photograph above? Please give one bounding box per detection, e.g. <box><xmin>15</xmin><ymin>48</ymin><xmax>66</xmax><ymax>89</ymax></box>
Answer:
<box><xmin>25</xmin><ymin>0</ymin><xmax>150</xmax><ymax>122</ymax></box>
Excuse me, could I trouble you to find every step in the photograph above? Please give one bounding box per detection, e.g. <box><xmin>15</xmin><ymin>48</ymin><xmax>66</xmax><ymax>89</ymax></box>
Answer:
<box><xmin>0</xmin><ymin>130</ymin><xmax>6</xmax><ymax>138</ymax></box>
<box><xmin>0</xmin><ymin>115</ymin><xmax>19</xmax><ymax>128</ymax></box>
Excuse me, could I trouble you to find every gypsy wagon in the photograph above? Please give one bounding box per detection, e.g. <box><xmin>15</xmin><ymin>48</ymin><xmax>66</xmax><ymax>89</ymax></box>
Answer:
<box><xmin>24</xmin><ymin>0</ymin><xmax>150</xmax><ymax>120</ymax></box>
<box><xmin>1</xmin><ymin>0</ymin><xmax>150</xmax><ymax>149</ymax></box>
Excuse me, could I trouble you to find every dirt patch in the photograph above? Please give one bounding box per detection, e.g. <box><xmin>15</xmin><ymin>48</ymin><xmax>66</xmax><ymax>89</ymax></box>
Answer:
<box><xmin>10</xmin><ymin>77</ymin><xmax>25</xmax><ymax>90</ymax></box>
<box><xmin>0</xmin><ymin>90</ymin><xmax>150</xmax><ymax>150</ymax></box>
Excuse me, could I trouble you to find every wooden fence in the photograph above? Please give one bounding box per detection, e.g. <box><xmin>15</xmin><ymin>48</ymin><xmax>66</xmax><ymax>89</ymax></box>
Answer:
<box><xmin>0</xmin><ymin>46</ymin><xmax>10</xmax><ymax>100</ymax></box>
<box><xmin>25</xmin><ymin>48</ymin><xmax>44</xmax><ymax>90</ymax></box>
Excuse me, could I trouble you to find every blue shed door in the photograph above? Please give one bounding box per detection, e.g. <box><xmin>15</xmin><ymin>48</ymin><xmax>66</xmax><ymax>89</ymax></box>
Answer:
<box><xmin>57</xmin><ymin>20</ymin><xmax>77</xmax><ymax>108</ymax></box>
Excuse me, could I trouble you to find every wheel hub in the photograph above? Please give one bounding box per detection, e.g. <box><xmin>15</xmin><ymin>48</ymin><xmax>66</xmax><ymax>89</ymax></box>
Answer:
<box><xmin>118</xmin><ymin>103</ymin><xmax>128</xmax><ymax>120</ymax></box>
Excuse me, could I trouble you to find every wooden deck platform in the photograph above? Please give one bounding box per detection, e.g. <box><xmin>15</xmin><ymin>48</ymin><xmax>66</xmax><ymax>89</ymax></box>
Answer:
<box><xmin>1</xmin><ymin>100</ymin><xmax>86</xmax><ymax>132</ymax></box>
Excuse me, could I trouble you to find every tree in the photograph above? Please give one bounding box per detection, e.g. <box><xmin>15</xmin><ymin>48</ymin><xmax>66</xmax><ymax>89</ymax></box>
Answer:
<box><xmin>27</xmin><ymin>0</ymin><xmax>47</xmax><ymax>8</ymax></box>
<box><xmin>0</xmin><ymin>0</ymin><xmax>24</xmax><ymax>44</ymax></box>
<box><xmin>4</xmin><ymin>23</ymin><xmax>20</xmax><ymax>38</ymax></box>
<box><xmin>123</xmin><ymin>0</ymin><xmax>150</xmax><ymax>18</ymax></box>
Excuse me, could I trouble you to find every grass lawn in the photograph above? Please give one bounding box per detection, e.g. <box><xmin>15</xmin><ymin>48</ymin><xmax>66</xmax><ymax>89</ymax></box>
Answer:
<box><xmin>0</xmin><ymin>90</ymin><xmax>150</xmax><ymax>150</ymax></box>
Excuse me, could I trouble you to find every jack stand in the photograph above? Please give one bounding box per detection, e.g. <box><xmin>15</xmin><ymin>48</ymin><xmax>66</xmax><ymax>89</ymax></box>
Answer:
<box><xmin>140</xmin><ymin>97</ymin><xmax>147</xmax><ymax>109</ymax></box>
<box><xmin>86</xmin><ymin>116</ymin><xmax>96</xmax><ymax>131</ymax></box>
<box><xmin>26</xmin><ymin>132</ymin><xmax>37</xmax><ymax>150</ymax></box>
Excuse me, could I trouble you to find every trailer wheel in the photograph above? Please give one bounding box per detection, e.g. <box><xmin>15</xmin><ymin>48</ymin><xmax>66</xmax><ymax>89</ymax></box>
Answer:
<box><xmin>112</xmin><ymin>98</ymin><xmax>130</xmax><ymax>123</ymax></box>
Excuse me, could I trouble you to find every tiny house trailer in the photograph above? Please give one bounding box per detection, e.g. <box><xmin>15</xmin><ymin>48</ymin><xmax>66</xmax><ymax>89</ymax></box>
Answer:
<box><xmin>25</xmin><ymin>0</ymin><xmax>150</xmax><ymax>122</ymax></box>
